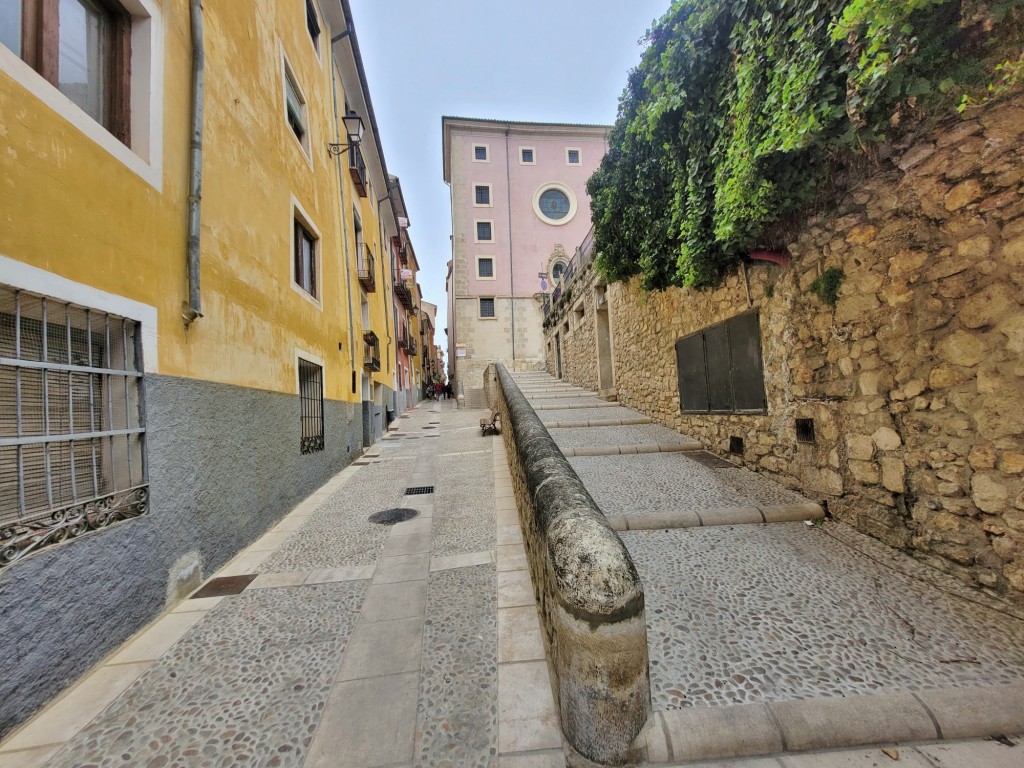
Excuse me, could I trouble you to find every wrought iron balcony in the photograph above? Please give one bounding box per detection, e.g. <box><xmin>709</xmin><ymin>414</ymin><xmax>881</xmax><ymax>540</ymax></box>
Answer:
<box><xmin>394</xmin><ymin>277</ymin><xmax>414</xmax><ymax>310</ymax></box>
<box><xmin>349</xmin><ymin>145</ymin><xmax>367</xmax><ymax>197</ymax></box>
<box><xmin>362</xmin><ymin>330</ymin><xmax>380</xmax><ymax>371</ymax></box>
<box><xmin>357</xmin><ymin>244</ymin><xmax>375</xmax><ymax>292</ymax></box>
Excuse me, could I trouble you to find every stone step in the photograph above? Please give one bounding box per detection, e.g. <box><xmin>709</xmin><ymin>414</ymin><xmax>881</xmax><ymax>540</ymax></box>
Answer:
<box><xmin>542</xmin><ymin>417</ymin><xmax>654</xmax><ymax>427</ymax></box>
<box><xmin>603</xmin><ymin>502</ymin><xmax>824</xmax><ymax>530</ymax></box>
<box><xmin>559</xmin><ymin>441</ymin><xmax>702</xmax><ymax>457</ymax></box>
<box><xmin>532</xmin><ymin>401</ymin><xmax>619</xmax><ymax>411</ymax></box>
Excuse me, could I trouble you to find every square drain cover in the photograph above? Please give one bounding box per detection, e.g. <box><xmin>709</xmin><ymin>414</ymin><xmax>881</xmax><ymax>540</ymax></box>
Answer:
<box><xmin>191</xmin><ymin>574</ymin><xmax>257</xmax><ymax>598</ymax></box>
<box><xmin>687</xmin><ymin>451</ymin><xmax>737</xmax><ymax>469</ymax></box>
<box><xmin>406</xmin><ymin>486</ymin><xmax>434</xmax><ymax>495</ymax></box>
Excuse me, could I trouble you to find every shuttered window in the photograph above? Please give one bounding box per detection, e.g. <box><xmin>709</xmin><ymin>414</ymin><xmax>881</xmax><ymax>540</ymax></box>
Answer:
<box><xmin>0</xmin><ymin>286</ymin><xmax>148</xmax><ymax>568</ymax></box>
<box><xmin>674</xmin><ymin>311</ymin><xmax>767</xmax><ymax>414</ymax></box>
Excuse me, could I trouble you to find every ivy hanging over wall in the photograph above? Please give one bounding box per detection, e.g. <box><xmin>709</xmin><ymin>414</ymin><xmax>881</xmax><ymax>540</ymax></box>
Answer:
<box><xmin>587</xmin><ymin>0</ymin><xmax>1024</xmax><ymax>291</ymax></box>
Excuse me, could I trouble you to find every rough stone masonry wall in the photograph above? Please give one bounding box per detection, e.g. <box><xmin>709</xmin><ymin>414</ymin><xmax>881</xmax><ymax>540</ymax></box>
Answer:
<box><xmin>545</xmin><ymin>271</ymin><xmax>601</xmax><ymax>390</ymax></box>
<box><xmin>550</xmin><ymin>96</ymin><xmax>1024</xmax><ymax>599</ymax></box>
<box><xmin>494</xmin><ymin>365</ymin><xmax>650</xmax><ymax>765</ymax></box>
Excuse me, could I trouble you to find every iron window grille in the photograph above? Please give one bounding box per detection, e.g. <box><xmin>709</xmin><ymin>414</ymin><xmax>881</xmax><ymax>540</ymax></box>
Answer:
<box><xmin>0</xmin><ymin>286</ymin><xmax>148</xmax><ymax>568</ymax></box>
<box><xmin>567</xmin><ymin>149</ymin><xmax>580</xmax><ymax>164</ymax></box>
<box><xmin>478</xmin><ymin>258</ymin><xmax>494</xmax><ymax>278</ymax></box>
<box><xmin>480</xmin><ymin>298</ymin><xmax>496</xmax><ymax>318</ymax></box>
<box><xmin>474</xmin><ymin>145</ymin><xmax>488</xmax><ymax>161</ymax></box>
<box><xmin>474</xmin><ymin>185</ymin><xmax>490</xmax><ymax>205</ymax></box>
<box><xmin>298</xmin><ymin>358</ymin><xmax>324</xmax><ymax>454</ymax></box>
<box><xmin>521</xmin><ymin>148</ymin><xmax>534</xmax><ymax>163</ymax></box>
<box><xmin>476</xmin><ymin>221</ymin><xmax>492</xmax><ymax>241</ymax></box>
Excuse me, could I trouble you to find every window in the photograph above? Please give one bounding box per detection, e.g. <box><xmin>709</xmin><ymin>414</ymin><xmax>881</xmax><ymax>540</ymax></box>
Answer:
<box><xmin>477</xmin><ymin>257</ymin><xmax>494</xmax><ymax>279</ymax></box>
<box><xmin>298</xmin><ymin>358</ymin><xmax>324</xmax><ymax>454</ymax></box>
<box><xmin>0</xmin><ymin>286</ymin><xmax>148</xmax><ymax>568</ymax></box>
<box><xmin>520</xmin><ymin>147</ymin><xmax>535</xmax><ymax>164</ymax></box>
<box><xmin>533</xmin><ymin>183</ymin><xmax>577</xmax><ymax>225</ymax></box>
<box><xmin>294</xmin><ymin>219</ymin><xmax>318</xmax><ymax>297</ymax></box>
<box><xmin>675</xmin><ymin>312</ymin><xmax>766</xmax><ymax>414</ymax></box>
<box><xmin>552</xmin><ymin>261</ymin><xmax>567</xmax><ymax>283</ymax></box>
<box><xmin>284</xmin><ymin>63</ymin><xmax>307</xmax><ymax>148</ymax></box>
<box><xmin>566</xmin><ymin>148</ymin><xmax>581</xmax><ymax>165</ymax></box>
<box><xmin>479</xmin><ymin>298</ymin><xmax>496</xmax><ymax>318</ymax></box>
<box><xmin>474</xmin><ymin>185</ymin><xmax>491</xmax><ymax>206</ymax></box>
<box><xmin>475</xmin><ymin>220</ymin><xmax>493</xmax><ymax>242</ymax></box>
<box><xmin>473</xmin><ymin>144</ymin><xmax>488</xmax><ymax>161</ymax></box>
<box><xmin>305</xmin><ymin>0</ymin><xmax>320</xmax><ymax>52</ymax></box>
<box><xmin>6</xmin><ymin>0</ymin><xmax>132</xmax><ymax>144</ymax></box>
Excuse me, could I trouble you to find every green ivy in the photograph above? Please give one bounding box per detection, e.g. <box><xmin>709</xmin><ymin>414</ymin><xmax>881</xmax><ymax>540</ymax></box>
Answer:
<box><xmin>810</xmin><ymin>267</ymin><xmax>845</xmax><ymax>306</ymax></box>
<box><xmin>588</xmin><ymin>0</ymin><xmax>1023</xmax><ymax>292</ymax></box>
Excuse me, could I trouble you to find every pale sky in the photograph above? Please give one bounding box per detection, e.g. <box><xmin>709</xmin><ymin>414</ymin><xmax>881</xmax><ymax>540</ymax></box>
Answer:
<box><xmin>347</xmin><ymin>0</ymin><xmax>670</xmax><ymax>356</ymax></box>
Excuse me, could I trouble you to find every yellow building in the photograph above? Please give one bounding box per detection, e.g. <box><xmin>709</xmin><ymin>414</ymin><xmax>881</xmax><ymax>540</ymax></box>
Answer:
<box><xmin>0</xmin><ymin>0</ymin><xmax>407</xmax><ymax>736</ymax></box>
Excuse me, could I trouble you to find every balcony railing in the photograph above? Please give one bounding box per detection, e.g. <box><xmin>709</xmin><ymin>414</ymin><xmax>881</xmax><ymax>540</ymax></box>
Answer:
<box><xmin>357</xmin><ymin>243</ymin><xmax>375</xmax><ymax>292</ymax></box>
<box><xmin>362</xmin><ymin>330</ymin><xmax>380</xmax><ymax>371</ymax></box>
<box><xmin>407</xmin><ymin>337</ymin><xmax>417</xmax><ymax>355</ymax></box>
<box><xmin>394</xmin><ymin>278</ymin><xmax>414</xmax><ymax>310</ymax></box>
<box><xmin>349</xmin><ymin>145</ymin><xmax>367</xmax><ymax>197</ymax></box>
<box><xmin>543</xmin><ymin>226</ymin><xmax>596</xmax><ymax>319</ymax></box>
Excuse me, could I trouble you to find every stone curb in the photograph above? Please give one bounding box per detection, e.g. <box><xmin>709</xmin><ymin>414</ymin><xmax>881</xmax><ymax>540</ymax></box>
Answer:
<box><xmin>526</xmin><ymin>392</ymin><xmax>599</xmax><ymax>399</ymax></box>
<box><xmin>559</xmin><ymin>442</ymin><xmax>702</xmax><ymax>457</ymax></box>
<box><xmin>605</xmin><ymin>502</ymin><xmax>823</xmax><ymax>531</ymax></box>
<box><xmin>544</xmin><ymin>418</ymin><xmax>654</xmax><ymax>428</ymax></box>
<box><xmin>639</xmin><ymin>683</ymin><xmax>1024</xmax><ymax>764</ymax></box>
<box><xmin>532</xmin><ymin>402</ymin><xmax>621</xmax><ymax>411</ymax></box>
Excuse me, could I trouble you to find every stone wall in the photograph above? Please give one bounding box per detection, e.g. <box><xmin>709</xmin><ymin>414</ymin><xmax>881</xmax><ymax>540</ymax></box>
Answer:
<box><xmin>545</xmin><ymin>96</ymin><xmax>1024</xmax><ymax>599</ymax></box>
<box><xmin>494</xmin><ymin>365</ymin><xmax>650</xmax><ymax>765</ymax></box>
<box><xmin>544</xmin><ymin>268</ymin><xmax>601</xmax><ymax>389</ymax></box>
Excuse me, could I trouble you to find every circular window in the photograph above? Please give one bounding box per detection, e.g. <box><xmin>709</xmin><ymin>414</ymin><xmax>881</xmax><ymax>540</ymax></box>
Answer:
<box><xmin>532</xmin><ymin>183</ymin><xmax>577</xmax><ymax>225</ymax></box>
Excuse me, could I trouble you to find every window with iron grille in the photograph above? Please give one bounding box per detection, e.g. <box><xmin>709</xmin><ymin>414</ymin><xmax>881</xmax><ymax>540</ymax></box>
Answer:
<box><xmin>473</xmin><ymin>144</ymin><xmax>488</xmax><ymax>161</ymax></box>
<box><xmin>0</xmin><ymin>286</ymin><xmax>148</xmax><ymax>568</ymax></box>
<box><xmin>474</xmin><ymin>185</ymin><xmax>491</xmax><ymax>206</ymax></box>
<box><xmin>479</xmin><ymin>297</ymin><xmax>495</xmax><ymax>318</ymax></box>
<box><xmin>476</xmin><ymin>221</ymin><xmax>492</xmax><ymax>242</ymax></box>
<box><xmin>477</xmin><ymin>257</ymin><xmax>494</xmax><ymax>279</ymax></box>
<box><xmin>298</xmin><ymin>358</ymin><xmax>324</xmax><ymax>454</ymax></box>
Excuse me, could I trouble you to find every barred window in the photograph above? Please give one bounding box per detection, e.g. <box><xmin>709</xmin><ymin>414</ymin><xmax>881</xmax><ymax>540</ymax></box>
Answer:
<box><xmin>479</xmin><ymin>297</ymin><xmax>495</xmax><ymax>318</ymax></box>
<box><xmin>0</xmin><ymin>286</ymin><xmax>148</xmax><ymax>568</ymax></box>
<box><xmin>298</xmin><ymin>358</ymin><xmax>324</xmax><ymax>454</ymax></box>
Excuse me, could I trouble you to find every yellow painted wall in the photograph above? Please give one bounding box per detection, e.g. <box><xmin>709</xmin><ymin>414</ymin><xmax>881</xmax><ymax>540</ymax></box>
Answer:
<box><xmin>0</xmin><ymin>0</ymin><xmax>396</xmax><ymax>403</ymax></box>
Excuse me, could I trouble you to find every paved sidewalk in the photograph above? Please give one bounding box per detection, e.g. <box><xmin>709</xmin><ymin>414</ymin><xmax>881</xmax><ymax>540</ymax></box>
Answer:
<box><xmin>513</xmin><ymin>372</ymin><xmax>1024</xmax><ymax>766</ymax></box>
<box><xmin>0</xmin><ymin>401</ymin><xmax>563</xmax><ymax>768</ymax></box>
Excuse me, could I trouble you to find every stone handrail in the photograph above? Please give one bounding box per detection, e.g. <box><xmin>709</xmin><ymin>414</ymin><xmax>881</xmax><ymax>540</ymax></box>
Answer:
<box><xmin>493</xmin><ymin>364</ymin><xmax>650</xmax><ymax>765</ymax></box>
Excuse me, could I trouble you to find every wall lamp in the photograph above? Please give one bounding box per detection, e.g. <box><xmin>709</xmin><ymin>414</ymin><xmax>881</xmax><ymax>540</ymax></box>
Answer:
<box><xmin>327</xmin><ymin>112</ymin><xmax>366</xmax><ymax>156</ymax></box>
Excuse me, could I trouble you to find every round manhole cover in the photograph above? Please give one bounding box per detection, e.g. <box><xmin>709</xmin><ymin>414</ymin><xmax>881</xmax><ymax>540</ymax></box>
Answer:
<box><xmin>368</xmin><ymin>508</ymin><xmax>420</xmax><ymax>525</ymax></box>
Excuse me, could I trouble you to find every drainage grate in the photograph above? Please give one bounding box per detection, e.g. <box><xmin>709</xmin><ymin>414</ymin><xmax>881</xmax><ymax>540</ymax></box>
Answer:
<box><xmin>422</xmin><ymin>426</ymin><xmax>436</xmax><ymax>430</ymax></box>
<box><xmin>191</xmin><ymin>574</ymin><xmax>258</xmax><ymax>598</ymax></box>
<box><xmin>368</xmin><ymin>508</ymin><xmax>420</xmax><ymax>525</ymax></box>
<box><xmin>687</xmin><ymin>450</ymin><xmax>737</xmax><ymax>469</ymax></box>
<box><xmin>406</xmin><ymin>486</ymin><xmax>434</xmax><ymax>495</ymax></box>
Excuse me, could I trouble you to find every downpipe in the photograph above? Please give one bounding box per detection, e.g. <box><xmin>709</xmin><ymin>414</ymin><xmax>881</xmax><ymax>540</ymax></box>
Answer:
<box><xmin>184</xmin><ymin>0</ymin><xmax>205</xmax><ymax>327</ymax></box>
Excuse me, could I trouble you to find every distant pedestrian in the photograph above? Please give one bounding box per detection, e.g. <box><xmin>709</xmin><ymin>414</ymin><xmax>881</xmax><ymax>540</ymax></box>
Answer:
<box><xmin>444</xmin><ymin>382</ymin><xmax>453</xmax><ymax>399</ymax></box>
<box><xmin>434</xmin><ymin>382</ymin><xmax>443</xmax><ymax>400</ymax></box>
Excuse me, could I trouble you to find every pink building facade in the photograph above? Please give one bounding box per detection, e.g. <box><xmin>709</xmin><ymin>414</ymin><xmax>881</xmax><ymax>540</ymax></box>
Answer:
<box><xmin>442</xmin><ymin>117</ymin><xmax>609</xmax><ymax>392</ymax></box>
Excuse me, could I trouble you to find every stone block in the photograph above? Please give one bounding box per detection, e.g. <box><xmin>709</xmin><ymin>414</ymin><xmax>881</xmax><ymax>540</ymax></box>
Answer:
<box><xmin>847</xmin><ymin>434</ymin><xmax>875</xmax><ymax>461</ymax></box>
<box><xmin>957</xmin><ymin>234</ymin><xmax>993</xmax><ymax>259</ymax></box>
<box><xmin>1004</xmin><ymin>235</ymin><xmax>1024</xmax><ymax>267</ymax></box>
<box><xmin>872</xmin><ymin>427</ymin><xmax>902</xmax><ymax>451</ymax></box>
<box><xmin>849</xmin><ymin>460</ymin><xmax>880</xmax><ymax>485</ymax></box>
<box><xmin>972</xmin><ymin>472</ymin><xmax>1009</xmax><ymax>513</ymax></box>
<box><xmin>936</xmin><ymin>331</ymin><xmax>988</xmax><ymax>367</ymax></box>
<box><xmin>945</xmin><ymin>178</ymin><xmax>985</xmax><ymax>210</ymax></box>
<box><xmin>880</xmin><ymin>457</ymin><xmax>906</xmax><ymax>493</ymax></box>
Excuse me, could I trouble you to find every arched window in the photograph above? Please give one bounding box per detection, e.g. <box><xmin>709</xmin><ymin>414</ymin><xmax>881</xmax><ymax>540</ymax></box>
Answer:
<box><xmin>552</xmin><ymin>261</ymin><xmax>566</xmax><ymax>283</ymax></box>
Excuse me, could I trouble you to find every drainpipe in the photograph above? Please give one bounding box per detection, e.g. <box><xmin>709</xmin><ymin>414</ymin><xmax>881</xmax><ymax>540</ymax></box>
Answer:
<box><xmin>183</xmin><ymin>0</ymin><xmax>205</xmax><ymax>327</ymax></box>
<box><xmin>504</xmin><ymin>126</ymin><xmax>516</xmax><ymax>365</ymax></box>
<box><xmin>328</xmin><ymin>34</ymin><xmax>356</xmax><ymax>374</ymax></box>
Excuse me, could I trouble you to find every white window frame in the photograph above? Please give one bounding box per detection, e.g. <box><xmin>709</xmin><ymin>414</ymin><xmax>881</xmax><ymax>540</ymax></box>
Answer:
<box><xmin>476</xmin><ymin>256</ymin><xmax>496</xmax><ymax>280</ymax></box>
<box><xmin>282</xmin><ymin>54</ymin><xmax>311</xmax><ymax>162</ymax></box>
<box><xmin>474</xmin><ymin>219</ymin><xmax>495</xmax><ymax>243</ymax></box>
<box><xmin>291</xmin><ymin>195</ymin><xmax>323</xmax><ymax>309</ymax></box>
<box><xmin>304</xmin><ymin>0</ymin><xmax>323</xmax><ymax>63</ymax></box>
<box><xmin>520</xmin><ymin>146</ymin><xmax>536</xmax><ymax>165</ymax></box>
<box><xmin>0</xmin><ymin>0</ymin><xmax>164</xmax><ymax>190</ymax></box>
<box><xmin>479</xmin><ymin>297</ymin><xmax>496</xmax><ymax>319</ymax></box>
<box><xmin>472</xmin><ymin>143</ymin><xmax>489</xmax><ymax>163</ymax></box>
<box><xmin>532</xmin><ymin>182</ymin><xmax>578</xmax><ymax>226</ymax></box>
<box><xmin>566</xmin><ymin>147</ymin><xmax>582</xmax><ymax>165</ymax></box>
<box><xmin>473</xmin><ymin>184</ymin><xmax>493</xmax><ymax>208</ymax></box>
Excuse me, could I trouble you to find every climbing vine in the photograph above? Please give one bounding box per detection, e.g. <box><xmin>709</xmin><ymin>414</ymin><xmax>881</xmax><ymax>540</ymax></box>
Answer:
<box><xmin>588</xmin><ymin>0</ymin><xmax>1024</xmax><ymax>291</ymax></box>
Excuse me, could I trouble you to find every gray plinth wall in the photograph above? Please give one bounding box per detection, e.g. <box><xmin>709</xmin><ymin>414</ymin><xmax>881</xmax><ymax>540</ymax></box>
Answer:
<box><xmin>0</xmin><ymin>374</ymin><xmax>362</xmax><ymax>738</ymax></box>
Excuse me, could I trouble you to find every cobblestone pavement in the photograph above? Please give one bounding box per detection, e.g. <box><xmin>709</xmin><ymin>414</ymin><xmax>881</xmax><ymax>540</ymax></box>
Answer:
<box><xmin>4</xmin><ymin>372</ymin><xmax>1023</xmax><ymax>768</ymax></box>
<box><xmin>0</xmin><ymin>401</ymin><xmax>561</xmax><ymax>768</ymax></box>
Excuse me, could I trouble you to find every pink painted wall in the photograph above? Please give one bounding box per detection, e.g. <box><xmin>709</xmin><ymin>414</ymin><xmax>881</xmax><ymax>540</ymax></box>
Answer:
<box><xmin>450</xmin><ymin>129</ymin><xmax>607</xmax><ymax>299</ymax></box>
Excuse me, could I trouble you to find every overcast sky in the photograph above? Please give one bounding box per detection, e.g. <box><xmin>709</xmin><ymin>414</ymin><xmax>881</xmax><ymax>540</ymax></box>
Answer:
<box><xmin>347</xmin><ymin>0</ymin><xmax>670</xmax><ymax>356</ymax></box>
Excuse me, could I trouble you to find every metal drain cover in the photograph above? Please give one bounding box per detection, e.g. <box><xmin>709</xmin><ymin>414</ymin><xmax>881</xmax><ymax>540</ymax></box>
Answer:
<box><xmin>687</xmin><ymin>450</ymin><xmax>737</xmax><ymax>469</ymax></box>
<box><xmin>406</xmin><ymin>486</ymin><xmax>434</xmax><ymax>495</ymax></box>
<box><xmin>422</xmin><ymin>426</ymin><xmax>436</xmax><ymax>429</ymax></box>
<box><xmin>368</xmin><ymin>508</ymin><xmax>420</xmax><ymax>525</ymax></box>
